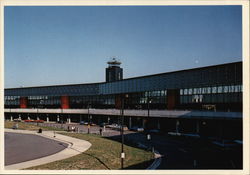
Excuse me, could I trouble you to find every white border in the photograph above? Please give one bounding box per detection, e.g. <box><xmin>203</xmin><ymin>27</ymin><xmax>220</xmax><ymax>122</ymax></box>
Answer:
<box><xmin>0</xmin><ymin>0</ymin><xmax>4</xmax><ymax>173</ymax></box>
<box><xmin>0</xmin><ymin>0</ymin><xmax>249</xmax><ymax>175</ymax></box>
<box><xmin>242</xmin><ymin>2</ymin><xmax>250</xmax><ymax>175</ymax></box>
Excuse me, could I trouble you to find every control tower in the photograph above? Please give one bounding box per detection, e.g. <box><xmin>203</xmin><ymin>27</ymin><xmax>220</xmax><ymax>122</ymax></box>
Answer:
<box><xmin>106</xmin><ymin>57</ymin><xmax>123</xmax><ymax>82</ymax></box>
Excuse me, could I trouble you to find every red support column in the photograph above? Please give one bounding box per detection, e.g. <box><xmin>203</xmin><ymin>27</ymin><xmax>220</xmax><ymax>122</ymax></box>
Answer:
<box><xmin>61</xmin><ymin>95</ymin><xmax>70</xmax><ymax>109</ymax></box>
<box><xmin>115</xmin><ymin>95</ymin><xmax>121</xmax><ymax>109</ymax></box>
<box><xmin>20</xmin><ymin>97</ymin><xmax>28</xmax><ymax>108</ymax></box>
<box><xmin>167</xmin><ymin>89</ymin><xmax>180</xmax><ymax>110</ymax></box>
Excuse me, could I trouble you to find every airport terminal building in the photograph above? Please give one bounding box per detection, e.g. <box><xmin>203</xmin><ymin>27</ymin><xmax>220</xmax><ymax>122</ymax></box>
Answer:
<box><xmin>5</xmin><ymin>60</ymin><xmax>242</xmax><ymax>111</ymax></box>
<box><xmin>4</xmin><ymin>59</ymin><xmax>243</xmax><ymax>140</ymax></box>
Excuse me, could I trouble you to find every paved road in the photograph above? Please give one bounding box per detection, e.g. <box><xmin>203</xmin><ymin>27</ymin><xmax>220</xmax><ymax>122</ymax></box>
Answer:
<box><xmin>123</xmin><ymin>132</ymin><xmax>242</xmax><ymax>169</ymax></box>
<box><xmin>5</xmin><ymin>132</ymin><xmax>68</xmax><ymax>166</ymax></box>
<box><xmin>150</xmin><ymin>135</ymin><xmax>242</xmax><ymax>169</ymax></box>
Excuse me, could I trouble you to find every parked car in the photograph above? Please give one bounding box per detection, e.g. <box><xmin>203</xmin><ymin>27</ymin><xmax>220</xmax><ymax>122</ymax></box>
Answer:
<box><xmin>35</xmin><ymin>120</ymin><xmax>44</xmax><ymax>123</ymax></box>
<box><xmin>121</xmin><ymin>125</ymin><xmax>128</xmax><ymax>131</ymax></box>
<box><xmin>148</xmin><ymin>129</ymin><xmax>160</xmax><ymax>134</ymax></box>
<box><xmin>89</xmin><ymin>122</ymin><xmax>96</xmax><ymax>126</ymax></box>
<box><xmin>79</xmin><ymin>121</ymin><xmax>85</xmax><ymax>125</ymax></box>
<box><xmin>83</xmin><ymin>121</ymin><xmax>89</xmax><ymax>125</ymax></box>
<box><xmin>99</xmin><ymin>122</ymin><xmax>107</xmax><ymax>127</ymax></box>
<box><xmin>106</xmin><ymin>123</ymin><xmax>119</xmax><ymax>128</ymax></box>
<box><xmin>130</xmin><ymin>126</ymin><xmax>144</xmax><ymax>132</ymax></box>
<box><xmin>107</xmin><ymin>124</ymin><xmax>128</xmax><ymax>131</ymax></box>
<box><xmin>13</xmin><ymin>118</ymin><xmax>21</xmax><ymax>122</ymax></box>
<box><xmin>83</xmin><ymin>121</ymin><xmax>96</xmax><ymax>126</ymax></box>
<box><xmin>24</xmin><ymin>119</ymin><xmax>35</xmax><ymax>122</ymax></box>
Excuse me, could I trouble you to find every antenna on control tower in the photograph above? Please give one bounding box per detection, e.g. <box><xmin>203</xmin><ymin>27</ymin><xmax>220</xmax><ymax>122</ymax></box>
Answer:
<box><xmin>107</xmin><ymin>57</ymin><xmax>121</xmax><ymax>68</ymax></box>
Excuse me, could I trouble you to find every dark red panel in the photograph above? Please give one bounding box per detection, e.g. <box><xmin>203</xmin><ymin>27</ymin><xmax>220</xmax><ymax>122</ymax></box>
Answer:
<box><xmin>115</xmin><ymin>95</ymin><xmax>121</xmax><ymax>109</ymax></box>
<box><xmin>20</xmin><ymin>97</ymin><xmax>28</xmax><ymax>108</ymax></box>
<box><xmin>167</xmin><ymin>89</ymin><xmax>180</xmax><ymax>110</ymax></box>
<box><xmin>61</xmin><ymin>96</ymin><xmax>69</xmax><ymax>109</ymax></box>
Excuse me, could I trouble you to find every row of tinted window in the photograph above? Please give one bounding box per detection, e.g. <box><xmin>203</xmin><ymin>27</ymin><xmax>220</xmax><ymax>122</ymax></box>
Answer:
<box><xmin>5</xmin><ymin>96</ymin><xmax>20</xmax><ymax>105</ymax></box>
<box><xmin>5</xmin><ymin>96</ymin><xmax>20</xmax><ymax>100</ymax></box>
<box><xmin>100</xmin><ymin>63</ymin><xmax>242</xmax><ymax>94</ymax></box>
<box><xmin>100</xmin><ymin>78</ymin><xmax>168</xmax><ymax>94</ymax></box>
<box><xmin>125</xmin><ymin>90</ymin><xmax>167</xmax><ymax>104</ymax></box>
<box><xmin>180</xmin><ymin>85</ymin><xmax>242</xmax><ymax>95</ymax></box>
<box><xmin>70</xmin><ymin>95</ymin><xmax>116</xmax><ymax>106</ymax></box>
<box><xmin>5</xmin><ymin>84</ymin><xmax>99</xmax><ymax>96</ymax></box>
<box><xmin>29</xmin><ymin>96</ymin><xmax>61</xmax><ymax>105</ymax></box>
<box><xmin>180</xmin><ymin>93</ymin><xmax>242</xmax><ymax>104</ymax></box>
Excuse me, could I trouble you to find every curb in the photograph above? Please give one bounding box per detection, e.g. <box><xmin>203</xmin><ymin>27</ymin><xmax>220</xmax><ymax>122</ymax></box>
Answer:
<box><xmin>137</xmin><ymin>142</ymin><xmax>162</xmax><ymax>170</ymax></box>
<box><xmin>4</xmin><ymin>129</ymin><xmax>91</xmax><ymax>170</ymax></box>
<box><xmin>146</xmin><ymin>150</ymin><xmax>162</xmax><ymax>170</ymax></box>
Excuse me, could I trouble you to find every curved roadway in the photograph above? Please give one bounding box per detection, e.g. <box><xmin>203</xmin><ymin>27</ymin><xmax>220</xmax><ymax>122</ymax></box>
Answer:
<box><xmin>5</xmin><ymin>132</ymin><xmax>68</xmax><ymax>166</ymax></box>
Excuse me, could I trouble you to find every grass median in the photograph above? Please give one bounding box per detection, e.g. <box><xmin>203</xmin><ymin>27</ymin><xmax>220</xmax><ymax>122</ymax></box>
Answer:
<box><xmin>26</xmin><ymin>132</ymin><xmax>153</xmax><ymax>170</ymax></box>
<box><xmin>5</xmin><ymin>121</ymin><xmax>65</xmax><ymax>131</ymax></box>
<box><xmin>5</xmin><ymin>121</ymin><xmax>154</xmax><ymax>170</ymax></box>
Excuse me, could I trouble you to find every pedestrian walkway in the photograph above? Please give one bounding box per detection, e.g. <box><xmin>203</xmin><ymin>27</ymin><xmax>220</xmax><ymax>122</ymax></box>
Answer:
<box><xmin>5</xmin><ymin>129</ymin><xmax>92</xmax><ymax>170</ymax></box>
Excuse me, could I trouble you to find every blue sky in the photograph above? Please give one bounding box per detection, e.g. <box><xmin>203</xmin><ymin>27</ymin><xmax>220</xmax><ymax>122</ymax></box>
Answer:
<box><xmin>4</xmin><ymin>6</ymin><xmax>242</xmax><ymax>88</ymax></box>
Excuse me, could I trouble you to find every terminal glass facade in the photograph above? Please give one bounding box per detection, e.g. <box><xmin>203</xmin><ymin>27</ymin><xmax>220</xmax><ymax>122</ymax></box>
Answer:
<box><xmin>4</xmin><ymin>61</ymin><xmax>242</xmax><ymax>112</ymax></box>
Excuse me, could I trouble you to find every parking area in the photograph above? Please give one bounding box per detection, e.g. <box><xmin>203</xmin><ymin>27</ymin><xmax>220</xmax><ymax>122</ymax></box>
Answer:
<box><xmin>30</xmin><ymin>122</ymin><xmax>136</xmax><ymax>137</ymax></box>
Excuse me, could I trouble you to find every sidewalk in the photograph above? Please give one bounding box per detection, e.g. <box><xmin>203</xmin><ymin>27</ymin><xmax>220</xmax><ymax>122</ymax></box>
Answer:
<box><xmin>5</xmin><ymin>129</ymin><xmax>92</xmax><ymax>170</ymax></box>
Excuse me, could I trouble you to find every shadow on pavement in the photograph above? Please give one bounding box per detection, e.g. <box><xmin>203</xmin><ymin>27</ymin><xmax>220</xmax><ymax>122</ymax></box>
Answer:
<box><xmin>103</xmin><ymin>131</ymin><xmax>243</xmax><ymax>169</ymax></box>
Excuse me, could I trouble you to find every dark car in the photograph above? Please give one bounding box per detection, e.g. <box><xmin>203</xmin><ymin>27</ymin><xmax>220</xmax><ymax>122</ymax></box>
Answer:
<box><xmin>130</xmin><ymin>126</ymin><xmax>144</xmax><ymax>132</ymax></box>
<box><xmin>79</xmin><ymin>121</ymin><xmax>85</xmax><ymax>125</ymax></box>
<box><xmin>147</xmin><ymin>129</ymin><xmax>161</xmax><ymax>135</ymax></box>
<box><xmin>89</xmin><ymin>121</ymin><xmax>96</xmax><ymax>126</ymax></box>
<box><xmin>58</xmin><ymin>120</ymin><xmax>66</xmax><ymax>124</ymax></box>
<box><xmin>99</xmin><ymin>122</ymin><xmax>107</xmax><ymax>127</ymax></box>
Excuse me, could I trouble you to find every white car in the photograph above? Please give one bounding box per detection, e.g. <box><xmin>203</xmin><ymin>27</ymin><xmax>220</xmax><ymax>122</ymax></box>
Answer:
<box><xmin>107</xmin><ymin>124</ymin><xmax>128</xmax><ymax>131</ymax></box>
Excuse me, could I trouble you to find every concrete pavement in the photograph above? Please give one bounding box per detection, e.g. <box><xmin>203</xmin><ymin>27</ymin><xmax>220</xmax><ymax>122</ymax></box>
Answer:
<box><xmin>5</xmin><ymin>129</ymin><xmax>92</xmax><ymax>170</ymax></box>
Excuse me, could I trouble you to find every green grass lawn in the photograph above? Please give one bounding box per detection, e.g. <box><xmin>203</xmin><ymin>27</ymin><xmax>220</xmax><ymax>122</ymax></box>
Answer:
<box><xmin>26</xmin><ymin>133</ymin><xmax>154</xmax><ymax>170</ymax></box>
<box><xmin>5</xmin><ymin>121</ymin><xmax>65</xmax><ymax>131</ymax></box>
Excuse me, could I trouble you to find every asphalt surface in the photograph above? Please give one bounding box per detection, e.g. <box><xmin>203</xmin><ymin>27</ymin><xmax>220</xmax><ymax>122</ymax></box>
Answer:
<box><xmin>5</xmin><ymin>132</ymin><xmax>68</xmax><ymax>166</ymax></box>
<box><xmin>124</xmin><ymin>133</ymin><xmax>242</xmax><ymax>169</ymax></box>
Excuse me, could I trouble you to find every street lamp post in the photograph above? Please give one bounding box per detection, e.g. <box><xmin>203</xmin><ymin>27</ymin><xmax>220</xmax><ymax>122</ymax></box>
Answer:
<box><xmin>60</xmin><ymin>108</ymin><xmax>63</xmax><ymax>129</ymax></box>
<box><xmin>147</xmin><ymin>97</ymin><xmax>154</xmax><ymax>154</ymax></box>
<box><xmin>147</xmin><ymin>97</ymin><xmax>152</xmax><ymax>118</ymax></box>
<box><xmin>147</xmin><ymin>97</ymin><xmax>152</xmax><ymax>130</ymax></box>
<box><xmin>120</xmin><ymin>94</ymin><xmax>128</xmax><ymax>169</ymax></box>
<box><xmin>87</xmin><ymin>102</ymin><xmax>90</xmax><ymax>134</ymax></box>
<box><xmin>121</xmin><ymin>96</ymin><xmax>124</xmax><ymax>169</ymax></box>
<box><xmin>60</xmin><ymin>115</ymin><xmax>64</xmax><ymax>129</ymax></box>
<box><xmin>147</xmin><ymin>133</ymin><xmax>151</xmax><ymax>149</ymax></box>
